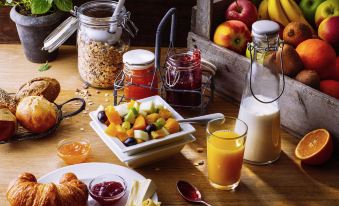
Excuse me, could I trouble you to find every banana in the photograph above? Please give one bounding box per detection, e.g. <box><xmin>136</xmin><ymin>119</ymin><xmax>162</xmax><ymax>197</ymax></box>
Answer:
<box><xmin>268</xmin><ymin>0</ymin><xmax>290</xmax><ymax>26</ymax></box>
<box><xmin>280</xmin><ymin>0</ymin><xmax>315</xmax><ymax>32</ymax></box>
<box><xmin>258</xmin><ymin>0</ymin><xmax>269</xmax><ymax>20</ymax></box>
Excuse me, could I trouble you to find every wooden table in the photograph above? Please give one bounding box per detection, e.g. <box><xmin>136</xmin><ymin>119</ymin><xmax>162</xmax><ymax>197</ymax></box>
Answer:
<box><xmin>0</xmin><ymin>45</ymin><xmax>338</xmax><ymax>206</ymax></box>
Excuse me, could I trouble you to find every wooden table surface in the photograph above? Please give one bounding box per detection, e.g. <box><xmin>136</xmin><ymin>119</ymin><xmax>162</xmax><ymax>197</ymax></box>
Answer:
<box><xmin>0</xmin><ymin>45</ymin><xmax>338</xmax><ymax>206</ymax></box>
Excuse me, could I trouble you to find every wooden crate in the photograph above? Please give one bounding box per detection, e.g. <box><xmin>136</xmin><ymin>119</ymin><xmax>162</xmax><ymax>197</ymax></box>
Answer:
<box><xmin>188</xmin><ymin>0</ymin><xmax>339</xmax><ymax>149</ymax></box>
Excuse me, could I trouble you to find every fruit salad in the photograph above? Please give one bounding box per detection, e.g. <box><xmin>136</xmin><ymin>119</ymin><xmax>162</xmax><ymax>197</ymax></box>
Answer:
<box><xmin>97</xmin><ymin>100</ymin><xmax>180</xmax><ymax>147</ymax></box>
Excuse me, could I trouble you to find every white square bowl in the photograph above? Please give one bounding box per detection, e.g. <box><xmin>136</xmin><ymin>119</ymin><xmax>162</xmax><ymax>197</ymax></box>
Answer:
<box><xmin>89</xmin><ymin>95</ymin><xmax>196</xmax><ymax>155</ymax></box>
<box><xmin>90</xmin><ymin>121</ymin><xmax>196</xmax><ymax>168</ymax></box>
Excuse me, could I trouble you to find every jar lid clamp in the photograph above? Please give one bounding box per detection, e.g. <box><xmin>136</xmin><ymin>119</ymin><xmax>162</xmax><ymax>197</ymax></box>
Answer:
<box><xmin>42</xmin><ymin>1</ymin><xmax>138</xmax><ymax>53</ymax></box>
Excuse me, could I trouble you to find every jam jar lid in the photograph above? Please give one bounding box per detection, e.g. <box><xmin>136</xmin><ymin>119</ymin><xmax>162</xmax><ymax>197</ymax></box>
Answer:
<box><xmin>123</xmin><ymin>49</ymin><xmax>155</xmax><ymax>70</ymax></box>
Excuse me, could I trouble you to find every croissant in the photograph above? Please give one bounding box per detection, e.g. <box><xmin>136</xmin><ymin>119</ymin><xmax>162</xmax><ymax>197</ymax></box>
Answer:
<box><xmin>6</xmin><ymin>172</ymin><xmax>88</xmax><ymax>206</ymax></box>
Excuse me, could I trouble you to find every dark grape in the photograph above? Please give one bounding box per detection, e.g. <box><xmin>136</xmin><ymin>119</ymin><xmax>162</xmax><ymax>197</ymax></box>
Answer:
<box><xmin>145</xmin><ymin>124</ymin><xmax>157</xmax><ymax>133</ymax></box>
<box><xmin>97</xmin><ymin>111</ymin><xmax>108</xmax><ymax>124</ymax></box>
<box><xmin>124</xmin><ymin>137</ymin><xmax>137</xmax><ymax>147</ymax></box>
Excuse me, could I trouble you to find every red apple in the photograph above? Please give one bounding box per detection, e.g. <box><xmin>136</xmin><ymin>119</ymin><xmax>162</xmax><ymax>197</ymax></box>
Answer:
<box><xmin>226</xmin><ymin>0</ymin><xmax>258</xmax><ymax>29</ymax></box>
<box><xmin>331</xmin><ymin>56</ymin><xmax>339</xmax><ymax>80</ymax></box>
<box><xmin>213</xmin><ymin>20</ymin><xmax>251</xmax><ymax>54</ymax></box>
<box><xmin>318</xmin><ymin>16</ymin><xmax>339</xmax><ymax>50</ymax></box>
<box><xmin>320</xmin><ymin>80</ymin><xmax>339</xmax><ymax>99</ymax></box>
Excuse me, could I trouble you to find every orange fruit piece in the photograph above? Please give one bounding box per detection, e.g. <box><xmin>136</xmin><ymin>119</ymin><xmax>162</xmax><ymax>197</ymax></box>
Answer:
<box><xmin>295</xmin><ymin>129</ymin><xmax>333</xmax><ymax>165</ymax></box>
<box><xmin>105</xmin><ymin>106</ymin><xmax>122</xmax><ymax>125</ymax></box>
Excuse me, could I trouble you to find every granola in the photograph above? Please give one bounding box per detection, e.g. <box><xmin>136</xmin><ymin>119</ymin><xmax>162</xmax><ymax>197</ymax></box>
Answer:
<box><xmin>78</xmin><ymin>35</ymin><xmax>128</xmax><ymax>89</ymax></box>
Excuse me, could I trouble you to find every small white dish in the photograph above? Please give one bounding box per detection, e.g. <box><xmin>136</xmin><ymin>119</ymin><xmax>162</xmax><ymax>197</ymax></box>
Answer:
<box><xmin>90</xmin><ymin>121</ymin><xmax>196</xmax><ymax>168</ymax></box>
<box><xmin>89</xmin><ymin>95</ymin><xmax>196</xmax><ymax>155</ymax></box>
<box><xmin>38</xmin><ymin>162</ymin><xmax>158</xmax><ymax>206</ymax></box>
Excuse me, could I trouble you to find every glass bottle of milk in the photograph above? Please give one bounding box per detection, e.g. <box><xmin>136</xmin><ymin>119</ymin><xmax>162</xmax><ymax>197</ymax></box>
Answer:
<box><xmin>237</xmin><ymin>20</ymin><xmax>285</xmax><ymax>165</ymax></box>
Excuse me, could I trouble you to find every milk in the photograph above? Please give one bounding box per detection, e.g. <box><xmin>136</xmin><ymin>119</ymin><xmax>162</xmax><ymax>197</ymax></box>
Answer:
<box><xmin>237</xmin><ymin>95</ymin><xmax>281</xmax><ymax>164</ymax></box>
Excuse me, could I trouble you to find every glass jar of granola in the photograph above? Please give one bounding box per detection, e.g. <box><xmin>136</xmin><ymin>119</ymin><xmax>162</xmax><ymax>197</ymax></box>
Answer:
<box><xmin>42</xmin><ymin>0</ymin><xmax>138</xmax><ymax>89</ymax></box>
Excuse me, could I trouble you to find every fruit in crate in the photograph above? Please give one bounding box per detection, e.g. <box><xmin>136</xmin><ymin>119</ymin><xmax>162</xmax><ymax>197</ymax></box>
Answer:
<box><xmin>213</xmin><ymin>20</ymin><xmax>251</xmax><ymax>54</ymax></box>
<box><xmin>295</xmin><ymin>129</ymin><xmax>333</xmax><ymax>165</ymax></box>
<box><xmin>100</xmin><ymin>100</ymin><xmax>180</xmax><ymax>146</ymax></box>
<box><xmin>333</xmin><ymin>57</ymin><xmax>339</xmax><ymax>80</ymax></box>
<box><xmin>299</xmin><ymin>0</ymin><xmax>326</xmax><ymax>25</ymax></box>
<box><xmin>295</xmin><ymin>70</ymin><xmax>320</xmax><ymax>88</ymax></box>
<box><xmin>283</xmin><ymin>22</ymin><xmax>313</xmax><ymax>47</ymax></box>
<box><xmin>264</xmin><ymin>44</ymin><xmax>303</xmax><ymax>77</ymax></box>
<box><xmin>315</xmin><ymin>0</ymin><xmax>339</xmax><ymax>27</ymax></box>
<box><xmin>280</xmin><ymin>0</ymin><xmax>314</xmax><ymax>28</ymax></box>
<box><xmin>276</xmin><ymin>44</ymin><xmax>304</xmax><ymax>76</ymax></box>
<box><xmin>318</xmin><ymin>16</ymin><xmax>339</xmax><ymax>50</ymax></box>
<box><xmin>268</xmin><ymin>0</ymin><xmax>290</xmax><ymax>26</ymax></box>
<box><xmin>258</xmin><ymin>0</ymin><xmax>269</xmax><ymax>19</ymax></box>
<box><xmin>252</xmin><ymin>0</ymin><xmax>263</xmax><ymax>7</ymax></box>
<box><xmin>320</xmin><ymin>80</ymin><xmax>339</xmax><ymax>99</ymax></box>
<box><xmin>225</xmin><ymin>0</ymin><xmax>258</xmax><ymax>28</ymax></box>
<box><xmin>296</xmin><ymin>39</ymin><xmax>336</xmax><ymax>79</ymax></box>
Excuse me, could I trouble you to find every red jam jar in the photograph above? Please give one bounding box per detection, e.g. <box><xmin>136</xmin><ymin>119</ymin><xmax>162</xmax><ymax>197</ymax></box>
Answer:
<box><xmin>165</xmin><ymin>49</ymin><xmax>202</xmax><ymax>106</ymax></box>
<box><xmin>123</xmin><ymin>49</ymin><xmax>158</xmax><ymax>101</ymax></box>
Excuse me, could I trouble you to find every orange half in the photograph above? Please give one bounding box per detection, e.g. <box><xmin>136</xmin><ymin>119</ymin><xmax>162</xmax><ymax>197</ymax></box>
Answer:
<box><xmin>295</xmin><ymin>129</ymin><xmax>333</xmax><ymax>165</ymax></box>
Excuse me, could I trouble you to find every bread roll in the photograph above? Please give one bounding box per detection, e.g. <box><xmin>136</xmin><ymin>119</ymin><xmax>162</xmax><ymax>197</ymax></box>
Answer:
<box><xmin>15</xmin><ymin>77</ymin><xmax>60</xmax><ymax>102</ymax></box>
<box><xmin>16</xmin><ymin>96</ymin><xmax>57</xmax><ymax>133</ymax></box>
<box><xmin>0</xmin><ymin>88</ymin><xmax>17</xmax><ymax>114</ymax></box>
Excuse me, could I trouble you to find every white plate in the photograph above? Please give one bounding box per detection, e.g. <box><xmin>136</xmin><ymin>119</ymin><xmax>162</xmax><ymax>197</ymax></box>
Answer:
<box><xmin>90</xmin><ymin>121</ymin><xmax>196</xmax><ymax>168</ymax></box>
<box><xmin>89</xmin><ymin>95</ymin><xmax>196</xmax><ymax>155</ymax></box>
<box><xmin>38</xmin><ymin>163</ymin><xmax>158</xmax><ymax>205</ymax></box>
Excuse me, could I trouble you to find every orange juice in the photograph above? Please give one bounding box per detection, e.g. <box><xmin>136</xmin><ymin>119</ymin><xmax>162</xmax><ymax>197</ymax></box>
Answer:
<box><xmin>207</xmin><ymin>130</ymin><xmax>245</xmax><ymax>189</ymax></box>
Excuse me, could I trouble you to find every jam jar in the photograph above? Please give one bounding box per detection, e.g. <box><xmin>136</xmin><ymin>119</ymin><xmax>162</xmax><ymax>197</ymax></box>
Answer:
<box><xmin>165</xmin><ymin>49</ymin><xmax>202</xmax><ymax>107</ymax></box>
<box><xmin>123</xmin><ymin>49</ymin><xmax>158</xmax><ymax>100</ymax></box>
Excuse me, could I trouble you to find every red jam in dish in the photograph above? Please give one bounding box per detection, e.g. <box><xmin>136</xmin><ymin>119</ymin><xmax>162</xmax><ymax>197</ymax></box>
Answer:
<box><xmin>91</xmin><ymin>181</ymin><xmax>124</xmax><ymax>197</ymax></box>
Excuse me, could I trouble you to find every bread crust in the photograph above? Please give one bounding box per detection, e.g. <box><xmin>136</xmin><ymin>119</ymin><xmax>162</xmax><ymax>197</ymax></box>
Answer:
<box><xmin>0</xmin><ymin>88</ymin><xmax>17</xmax><ymax>114</ymax></box>
<box><xmin>16</xmin><ymin>96</ymin><xmax>57</xmax><ymax>133</ymax></box>
<box><xmin>15</xmin><ymin>77</ymin><xmax>60</xmax><ymax>103</ymax></box>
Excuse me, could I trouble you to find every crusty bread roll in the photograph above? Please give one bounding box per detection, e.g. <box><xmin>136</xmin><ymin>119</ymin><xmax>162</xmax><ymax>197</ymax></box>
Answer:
<box><xmin>16</xmin><ymin>96</ymin><xmax>57</xmax><ymax>133</ymax></box>
<box><xmin>0</xmin><ymin>88</ymin><xmax>17</xmax><ymax>114</ymax></box>
<box><xmin>15</xmin><ymin>77</ymin><xmax>60</xmax><ymax>103</ymax></box>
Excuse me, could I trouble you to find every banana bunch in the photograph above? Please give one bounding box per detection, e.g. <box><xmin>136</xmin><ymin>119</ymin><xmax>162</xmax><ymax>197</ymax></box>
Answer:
<box><xmin>258</xmin><ymin>0</ymin><xmax>314</xmax><ymax>30</ymax></box>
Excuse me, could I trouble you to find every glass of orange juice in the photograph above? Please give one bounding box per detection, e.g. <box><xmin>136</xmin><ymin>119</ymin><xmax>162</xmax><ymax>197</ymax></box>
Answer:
<box><xmin>207</xmin><ymin>117</ymin><xmax>247</xmax><ymax>190</ymax></box>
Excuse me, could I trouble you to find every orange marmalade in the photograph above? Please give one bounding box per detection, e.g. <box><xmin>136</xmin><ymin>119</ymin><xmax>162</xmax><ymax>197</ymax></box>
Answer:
<box><xmin>57</xmin><ymin>138</ymin><xmax>91</xmax><ymax>164</ymax></box>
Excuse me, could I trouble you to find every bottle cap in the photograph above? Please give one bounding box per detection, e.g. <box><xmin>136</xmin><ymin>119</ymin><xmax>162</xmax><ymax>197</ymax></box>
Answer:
<box><xmin>252</xmin><ymin>20</ymin><xmax>280</xmax><ymax>39</ymax></box>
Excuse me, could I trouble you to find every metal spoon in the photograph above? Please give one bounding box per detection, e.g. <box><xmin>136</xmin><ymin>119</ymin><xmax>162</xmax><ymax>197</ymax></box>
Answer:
<box><xmin>177</xmin><ymin>113</ymin><xmax>224</xmax><ymax>124</ymax></box>
<box><xmin>177</xmin><ymin>180</ymin><xmax>212</xmax><ymax>206</ymax></box>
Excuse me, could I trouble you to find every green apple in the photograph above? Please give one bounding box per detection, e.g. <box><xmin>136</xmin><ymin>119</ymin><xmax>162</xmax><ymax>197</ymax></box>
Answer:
<box><xmin>315</xmin><ymin>0</ymin><xmax>339</xmax><ymax>27</ymax></box>
<box><xmin>299</xmin><ymin>0</ymin><xmax>326</xmax><ymax>26</ymax></box>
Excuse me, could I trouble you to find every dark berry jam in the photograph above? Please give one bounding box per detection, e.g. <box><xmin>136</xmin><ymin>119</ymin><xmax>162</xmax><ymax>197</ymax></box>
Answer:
<box><xmin>92</xmin><ymin>181</ymin><xmax>124</xmax><ymax>197</ymax></box>
<box><xmin>165</xmin><ymin>49</ymin><xmax>202</xmax><ymax>107</ymax></box>
<box><xmin>90</xmin><ymin>181</ymin><xmax>125</xmax><ymax>205</ymax></box>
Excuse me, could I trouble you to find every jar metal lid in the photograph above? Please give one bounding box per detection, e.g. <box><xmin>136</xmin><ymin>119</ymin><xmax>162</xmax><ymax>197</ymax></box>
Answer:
<box><xmin>42</xmin><ymin>0</ymin><xmax>132</xmax><ymax>53</ymax></box>
<box><xmin>252</xmin><ymin>20</ymin><xmax>280</xmax><ymax>39</ymax></box>
<box><xmin>123</xmin><ymin>49</ymin><xmax>155</xmax><ymax>69</ymax></box>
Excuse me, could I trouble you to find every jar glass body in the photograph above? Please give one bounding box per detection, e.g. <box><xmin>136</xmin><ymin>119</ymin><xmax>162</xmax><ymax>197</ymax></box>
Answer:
<box><xmin>238</xmin><ymin>34</ymin><xmax>282</xmax><ymax>165</ymax></box>
<box><xmin>77</xmin><ymin>1</ymin><xmax>130</xmax><ymax>89</ymax></box>
<box><xmin>123</xmin><ymin>63</ymin><xmax>158</xmax><ymax>100</ymax></box>
<box><xmin>165</xmin><ymin>51</ymin><xmax>202</xmax><ymax>107</ymax></box>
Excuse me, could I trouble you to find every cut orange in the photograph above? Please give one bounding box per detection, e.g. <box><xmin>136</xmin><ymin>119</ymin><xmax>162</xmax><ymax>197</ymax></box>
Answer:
<box><xmin>295</xmin><ymin>129</ymin><xmax>333</xmax><ymax>165</ymax></box>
